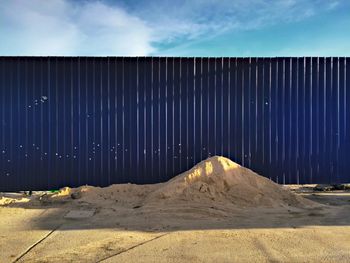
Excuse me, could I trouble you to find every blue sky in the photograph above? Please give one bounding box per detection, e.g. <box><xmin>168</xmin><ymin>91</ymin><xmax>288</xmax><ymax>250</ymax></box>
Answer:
<box><xmin>0</xmin><ymin>0</ymin><xmax>349</xmax><ymax>56</ymax></box>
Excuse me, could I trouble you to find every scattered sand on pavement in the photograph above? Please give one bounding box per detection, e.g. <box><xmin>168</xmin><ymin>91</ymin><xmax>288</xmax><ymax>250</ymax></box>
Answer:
<box><xmin>0</xmin><ymin>193</ymin><xmax>30</xmax><ymax>206</ymax></box>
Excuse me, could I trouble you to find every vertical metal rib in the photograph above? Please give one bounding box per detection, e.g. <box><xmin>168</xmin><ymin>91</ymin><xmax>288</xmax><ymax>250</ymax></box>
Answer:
<box><xmin>85</xmin><ymin>58</ymin><xmax>89</xmax><ymax>183</ymax></box>
<box><xmin>165</xmin><ymin>57</ymin><xmax>168</xmax><ymax>176</ymax></box>
<box><xmin>114</xmin><ymin>58</ymin><xmax>118</xmax><ymax>180</ymax></box>
<box><xmin>136</xmin><ymin>57</ymin><xmax>140</xmax><ymax>180</ymax></box>
<box><xmin>344</xmin><ymin>58</ymin><xmax>347</xmax><ymax>136</ymax></box>
<box><xmin>100</xmin><ymin>58</ymin><xmax>103</xmax><ymax>185</ymax></box>
<box><xmin>228</xmin><ymin>58</ymin><xmax>231</xmax><ymax>158</ymax></box>
<box><xmin>107</xmin><ymin>57</ymin><xmax>111</xmax><ymax>184</ymax></box>
<box><xmin>151</xmin><ymin>57</ymin><xmax>154</xmax><ymax>178</ymax></box>
<box><xmin>122</xmin><ymin>57</ymin><xmax>125</xmax><ymax>181</ymax></box>
<box><xmin>172</xmin><ymin>58</ymin><xmax>175</xmax><ymax>174</ymax></box>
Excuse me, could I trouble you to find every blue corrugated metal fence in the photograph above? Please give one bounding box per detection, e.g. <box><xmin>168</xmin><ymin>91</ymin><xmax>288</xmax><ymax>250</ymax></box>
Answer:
<box><xmin>0</xmin><ymin>57</ymin><xmax>349</xmax><ymax>191</ymax></box>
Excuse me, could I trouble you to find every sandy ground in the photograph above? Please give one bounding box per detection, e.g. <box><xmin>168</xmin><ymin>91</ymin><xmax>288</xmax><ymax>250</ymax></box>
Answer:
<box><xmin>1</xmin><ymin>157</ymin><xmax>350</xmax><ymax>263</ymax></box>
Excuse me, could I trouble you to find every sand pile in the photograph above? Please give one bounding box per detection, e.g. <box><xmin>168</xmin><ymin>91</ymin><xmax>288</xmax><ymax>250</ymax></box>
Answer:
<box><xmin>67</xmin><ymin>156</ymin><xmax>313</xmax><ymax>209</ymax></box>
<box><xmin>73</xmin><ymin>183</ymin><xmax>158</xmax><ymax>206</ymax></box>
<box><xmin>1</xmin><ymin>156</ymin><xmax>314</xmax><ymax>209</ymax></box>
<box><xmin>144</xmin><ymin>156</ymin><xmax>313</xmax><ymax>208</ymax></box>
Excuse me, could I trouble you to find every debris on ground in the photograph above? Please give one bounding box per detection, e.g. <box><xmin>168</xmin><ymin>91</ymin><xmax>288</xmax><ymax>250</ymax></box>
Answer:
<box><xmin>333</xmin><ymin>184</ymin><xmax>350</xmax><ymax>190</ymax></box>
<box><xmin>314</xmin><ymin>184</ymin><xmax>336</xmax><ymax>191</ymax></box>
<box><xmin>70</xmin><ymin>192</ymin><xmax>82</xmax><ymax>200</ymax></box>
<box><xmin>313</xmin><ymin>184</ymin><xmax>350</xmax><ymax>191</ymax></box>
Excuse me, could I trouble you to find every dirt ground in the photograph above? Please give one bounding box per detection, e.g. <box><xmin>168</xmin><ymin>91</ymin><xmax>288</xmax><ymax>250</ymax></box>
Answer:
<box><xmin>1</xmin><ymin>185</ymin><xmax>350</xmax><ymax>263</ymax></box>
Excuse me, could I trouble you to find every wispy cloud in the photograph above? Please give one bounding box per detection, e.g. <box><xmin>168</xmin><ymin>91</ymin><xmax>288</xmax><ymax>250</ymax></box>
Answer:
<box><xmin>327</xmin><ymin>1</ymin><xmax>340</xmax><ymax>10</ymax></box>
<box><xmin>139</xmin><ymin>0</ymin><xmax>333</xmax><ymax>42</ymax></box>
<box><xmin>0</xmin><ymin>0</ymin><xmax>154</xmax><ymax>55</ymax></box>
<box><xmin>0</xmin><ymin>0</ymin><xmax>345</xmax><ymax>56</ymax></box>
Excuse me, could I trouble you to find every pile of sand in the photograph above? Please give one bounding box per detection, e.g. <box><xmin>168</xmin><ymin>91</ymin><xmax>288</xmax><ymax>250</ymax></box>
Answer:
<box><xmin>1</xmin><ymin>156</ymin><xmax>314</xmax><ymax>209</ymax></box>
<box><xmin>143</xmin><ymin>156</ymin><xmax>313</xmax><ymax>208</ymax></box>
<box><xmin>65</xmin><ymin>156</ymin><xmax>313</xmax><ymax>209</ymax></box>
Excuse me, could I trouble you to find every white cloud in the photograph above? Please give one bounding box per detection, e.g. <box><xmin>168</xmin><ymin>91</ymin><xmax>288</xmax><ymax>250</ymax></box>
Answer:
<box><xmin>328</xmin><ymin>1</ymin><xmax>340</xmax><ymax>10</ymax></box>
<box><xmin>131</xmin><ymin>0</ymin><xmax>343</xmax><ymax>51</ymax></box>
<box><xmin>0</xmin><ymin>0</ymin><xmax>155</xmax><ymax>55</ymax></box>
<box><xmin>0</xmin><ymin>0</ymin><xmax>345</xmax><ymax>56</ymax></box>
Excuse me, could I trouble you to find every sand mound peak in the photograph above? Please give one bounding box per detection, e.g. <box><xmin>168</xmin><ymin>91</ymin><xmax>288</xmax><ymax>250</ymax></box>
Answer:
<box><xmin>146</xmin><ymin>156</ymin><xmax>313</xmax><ymax>207</ymax></box>
<box><xmin>183</xmin><ymin>156</ymin><xmax>240</xmax><ymax>184</ymax></box>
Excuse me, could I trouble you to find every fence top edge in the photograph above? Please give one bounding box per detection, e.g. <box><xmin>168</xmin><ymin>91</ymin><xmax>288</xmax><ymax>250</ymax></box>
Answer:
<box><xmin>0</xmin><ymin>56</ymin><xmax>349</xmax><ymax>59</ymax></box>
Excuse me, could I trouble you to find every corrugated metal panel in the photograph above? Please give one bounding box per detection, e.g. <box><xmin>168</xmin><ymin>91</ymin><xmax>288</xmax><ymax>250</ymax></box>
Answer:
<box><xmin>0</xmin><ymin>57</ymin><xmax>349</xmax><ymax>191</ymax></box>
